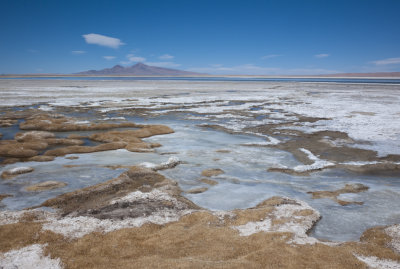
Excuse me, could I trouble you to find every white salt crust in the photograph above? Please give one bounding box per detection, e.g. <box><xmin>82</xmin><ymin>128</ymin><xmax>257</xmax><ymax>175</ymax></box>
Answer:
<box><xmin>41</xmin><ymin>209</ymin><xmax>193</xmax><ymax>239</ymax></box>
<box><xmin>354</xmin><ymin>255</ymin><xmax>400</xmax><ymax>269</ymax></box>
<box><xmin>293</xmin><ymin>148</ymin><xmax>335</xmax><ymax>172</ymax></box>
<box><xmin>0</xmin><ymin>244</ymin><xmax>62</xmax><ymax>269</ymax></box>
<box><xmin>2</xmin><ymin>166</ymin><xmax>34</xmax><ymax>175</ymax></box>
<box><xmin>385</xmin><ymin>224</ymin><xmax>400</xmax><ymax>254</ymax></box>
<box><xmin>42</xmin><ymin>189</ymin><xmax>192</xmax><ymax>238</ymax></box>
<box><xmin>139</xmin><ymin>156</ymin><xmax>180</xmax><ymax>171</ymax></box>
<box><xmin>233</xmin><ymin>198</ymin><xmax>320</xmax><ymax>245</ymax></box>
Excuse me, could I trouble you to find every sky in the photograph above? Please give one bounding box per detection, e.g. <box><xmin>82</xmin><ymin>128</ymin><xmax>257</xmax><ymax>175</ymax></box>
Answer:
<box><xmin>1</xmin><ymin>0</ymin><xmax>400</xmax><ymax>75</ymax></box>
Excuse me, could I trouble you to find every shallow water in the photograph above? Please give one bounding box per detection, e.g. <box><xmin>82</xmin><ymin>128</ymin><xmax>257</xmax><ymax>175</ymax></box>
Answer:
<box><xmin>146</xmin><ymin>119</ymin><xmax>400</xmax><ymax>241</ymax></box>
<box><xmin>0</xmin><ymin>149</ymin><xmax>165</xmax><ymax>210</ymax></box>
<box><xmin>1</xmin><ymin>114</ymin><xmax>400</xmax><ymax>242</ymax></box>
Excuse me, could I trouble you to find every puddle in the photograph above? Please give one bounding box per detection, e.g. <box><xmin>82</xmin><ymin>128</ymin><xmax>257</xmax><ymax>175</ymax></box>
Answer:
<box><xmin>143</xmin><ymin>117</ymin><xmax>400</xmax><ymax>242</ymax></box>
<box><xmin>0</xmin><ymin>149</ymin><xmax>165</xmax><ymax>210</ymax></box>
<box><xmin>0</xmin><ymin>119</ymin><xmax>24</xmax><ymax>140</ymax></box>
<box><xmin>255</xmin><ymin>115</ymin><xmax>269</xmax><ymax>120</ymax></box>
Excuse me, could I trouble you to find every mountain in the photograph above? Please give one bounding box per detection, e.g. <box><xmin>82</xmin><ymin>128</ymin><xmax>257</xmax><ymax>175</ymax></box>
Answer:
<box><xmin>317</xmin><ymin>72</ymin><xmax>400</xmax><ymax>77</ymax></box>
<box><xmin>76</xmin><ymin>63</ymin><xmax>202</xmax><ymax>76</ymax></box>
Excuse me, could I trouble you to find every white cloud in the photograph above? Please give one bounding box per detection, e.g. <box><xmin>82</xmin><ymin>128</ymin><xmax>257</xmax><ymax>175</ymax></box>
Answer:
<box><xmin>144</xmin><ymin>62</ymin><xmax>181</xmax><ymax>68</ymax></box>
<box><xmin>82</xmin><ymin>33</ymin><xmax>125</xmax><ymax>49</ymax></box>
<box><xmin>371</xmin><ymin>57</ymin><xmax>400</xmax><ymax>66</ymax></box>
<box><xmin>261</xmin><ymin>54</ymin><xmax>282</xmax><ymax>59</ymax></box>
<box><xmin>188</xmin><ymin>64</ymin><xmax>339</xmax><ymax>75</ymax></box>
<box><xmin>120</xmin><ymin>54</ymin><xmax>146</xmax><ymax>65</ymax></box>
<box><xmin>103</xmin><ymin>56</ymin><xmax>116</xmax><ymax>60</ymax></box>
<box><xmin>71</xmin><ymin>50</ymin><xmax>86</xmax><ymax>55</ymax></box>
<box><xmin>210</xmin><ymin>64</ymin><xmax>223</xmax><ymax>67</ymax></box>
<box><xmin>127</xmin><ymin>54</ymin><xmax>146</xmax><ymax>62</ymax></box>
<box><xmin>159</xmin><ymin>54</ymin><xmax>174</xmax><ymax>60</ymax></box>
<box><xmin>315</xmin><ymin>54</ymin><xmax>330</xmax><ymax>58</ymax></box>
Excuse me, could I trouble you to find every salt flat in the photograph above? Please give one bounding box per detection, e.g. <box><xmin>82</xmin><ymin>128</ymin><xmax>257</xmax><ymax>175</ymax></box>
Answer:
<box><xmin>1</xmin><ymin>79</ymin><xmax>400</xmax><ymax>268</ymax></box>
<box><xmin>1</xmin><ymin>79</ymin><xmax>399</xmax><ymax>155</ymax></box>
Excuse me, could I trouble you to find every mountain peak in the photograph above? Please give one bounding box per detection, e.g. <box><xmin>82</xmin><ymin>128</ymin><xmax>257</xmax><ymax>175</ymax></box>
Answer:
<box><xmin>133</xmin><ymin>62</ymin><xmax>146</xmax><ymax>67</ymax></box>
<box><xmin>77</xmin><ymin>63</ymin><xmax>202</xmax><ymax>76</ymax></box>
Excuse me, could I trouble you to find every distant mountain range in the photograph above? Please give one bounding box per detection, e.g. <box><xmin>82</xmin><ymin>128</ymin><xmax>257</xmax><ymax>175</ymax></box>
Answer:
<box><xmin>76</xmin><ymin>62</ymin><xmax>202</xmax><ymax>76</ymax></box>
<box><xmin>1</xmin><ymin>64</ymin><xmax>399</xmax><ymax>77</ymax></box>
<box><xmin>317</xmin><ymin>72</ymin><xmax>400</xmax><ymax>78</ymax></box>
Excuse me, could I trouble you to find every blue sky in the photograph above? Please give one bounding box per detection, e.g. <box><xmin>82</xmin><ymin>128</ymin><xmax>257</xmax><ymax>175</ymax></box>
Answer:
<box><xmin>1</xmin><ymin>0</ymin><xmax>400</xmax><ymax>75</ymax></box>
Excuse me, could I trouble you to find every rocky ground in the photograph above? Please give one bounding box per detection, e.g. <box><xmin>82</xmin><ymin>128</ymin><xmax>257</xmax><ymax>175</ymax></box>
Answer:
<box><xmin>0</xmin><ymin>79</ymin><xmax>400</xmax><ymax>268</ymax></box>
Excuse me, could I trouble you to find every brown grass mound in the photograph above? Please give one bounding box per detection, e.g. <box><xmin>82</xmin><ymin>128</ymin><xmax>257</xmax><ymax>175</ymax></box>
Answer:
<box><xmin>65</xmin><ymin>156</ymin><xmax>79</xmax><ymax>160</ymax></box>
<box><xmin>308</xmin><ymin>183</ymin><xmax>369</xmax><ymax>205</ymax></box>
<box><xmin>89</xmin><ymin>126</ymin><xmax>173</xmax><ymax>143</ymax></box>
<box><xmin>40</xmin><ymin>166</ymin><xmax>199</xmax><ymax>216</ymax></box>
<box><xmin>1</xmin><ymin>188</ymin><xmax>399</xmax><ymax>268</ymax></box>
<box><xmin>186</xmin><ymin>187</ymin><xmax>208</xmax><ymax>194</ymax></box>
<box><xmin>339</xmin><ymin>162</ymin><xmax>400</xmax><ymax>177</ymax></box>
<box><xmin>2</xmin><ymin>113</ymin><xmax>174</xmax><ymax>164</ymax></box>
<box><xmin>27</xmin><ymin>155</ymin><xmax>56</xmax><ymax>162</ymax></box>
<box><xmin>25</xmin><ymin>181</ymin><xmax>67</xmax><ymax>192</ymax></box>
<box><xmin>4</xmin><ymin>201</ymin><xmax>393</xmax><ymax>269</ymax></box>
<box><xmin>200</xmin><ymin>178</ymin><xmax>219</xmax><ymax>185</ymax></box>
<box><xmin>14</xmin><ymin>131</ymin><xmax>55</xmax><ymax>141</ymax></box>
<box><xmin>0</xmin><ymin>118</ymin><xmax>18</xmax><ymax>127</ymax></box>
<box><xmin>0</xmin><ymin>135</ymin><xmax>86</xmax><ymax>160</ymax></box>
<box><xmin>0</xmin><ymin>141</ymin><xmax>41</xmax><ymax>158</ymax></box>
<box><xmin>127</xmin><ymin>125</ymin><xmax>175</xmax><ymax>138</ymax></box>
<box><xmin>44</xmin><ymin>138</ymin><xmax>84</xmax><ymax>146</ymax></box>
<box><xmin>46</xmin><ymin>214</ymin><xmax>360</xmax><ymax>269</ymax></box>
<box><xmin>0</xmin><ymin>194</ymin><xmax>12</xmax><ymax>202</ymax></box>
<box><xmin>88</xmin><ymin>126</ymin><xmax>172</xmax><ymax>153</ymax></box>
<box><xmin>1</xmin><ymin>167</ymin><xmax>34</xmax><ymax>179</ymax></box>
<box><xmin>125</xmin><ymin>142</ymin><xmax>161</xmax><ymax>152</ymax></box>
<box><xmin>43</xmin><ymin>142</ymin><xmax>127</xmax><ymax>157</ymax></box>
<box><xmin>201</xmin><ymin>168</ymin><xmax>224</xmax><ymax>177</ymax></box>
<box><xmin>19</xmin><ymin>114</ymin><xmax>138</xmax><ymax>131</ymax></box>
<box><xmin>89</xmin><ymin>131</ymin><xmax>142</xmax><ymax>143</ymax></box>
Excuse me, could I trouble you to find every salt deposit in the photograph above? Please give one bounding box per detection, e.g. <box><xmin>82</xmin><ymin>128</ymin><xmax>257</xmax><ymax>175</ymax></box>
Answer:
<box><xmin>385</xmin><ymin>224</ymin><xmax>400</xmax><ymax>254</ymax></box>
<box><xmin>1</xmin><ymin>166</ymin><xmax>34</xmax><ymax>178</ymax></box>
<box><xmin>139</xmin><ymin>156</ymin><xmax>181</xmax><ymax>171</ymax></box>
<box><xmin>293</xmin><ymin>148</ymin><xmax>335</xmax><ymax>172</ymax></box>
<box><xmin>233</xmin><ymin>198</ymin><xmax>320</xmax><ymax>245</ymax></box>
<box><xmin>354</xmin><ymin>255</ymin><xmax>400</xmax><ymax>269</ymax></box>
<box><xmin>42</xmin><ymin>209</ymin><xmax>193</xmax><ymax>238</ymax></box>
<box><xmin>0</xmin><ymin>244</ymin><xmax>62</xmax><ymax>269</ymax></box>
<box><xmin>1</xmin><ymin>79</ymin><xmax>400</xmax><ymax>243</ymax></box>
